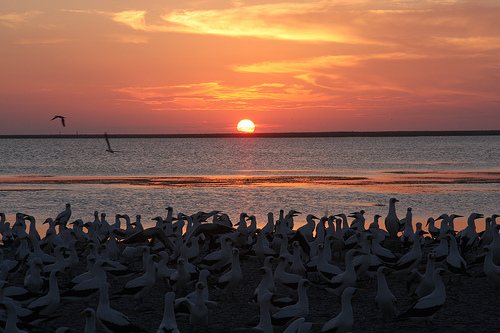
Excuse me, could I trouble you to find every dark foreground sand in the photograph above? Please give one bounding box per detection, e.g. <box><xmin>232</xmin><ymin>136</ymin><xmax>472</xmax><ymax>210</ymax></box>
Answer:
<box><xmin>3</xmin><ymin>238</ymin><xmax>499</xmax><ymax>333</ymax></box>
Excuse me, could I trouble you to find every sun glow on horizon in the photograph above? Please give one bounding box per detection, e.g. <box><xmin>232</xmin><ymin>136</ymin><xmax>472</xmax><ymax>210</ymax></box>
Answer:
<box><xmin>237</xmin><ymin>119</ymin><xmax>255</xmax><ymax>133</ymax></box>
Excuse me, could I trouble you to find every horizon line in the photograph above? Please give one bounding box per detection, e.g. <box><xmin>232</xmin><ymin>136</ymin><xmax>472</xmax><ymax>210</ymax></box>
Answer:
<box><xmin>1</xmin><ymin>129</ymin><xmax>500</xmax><ymax>139</ymax></box>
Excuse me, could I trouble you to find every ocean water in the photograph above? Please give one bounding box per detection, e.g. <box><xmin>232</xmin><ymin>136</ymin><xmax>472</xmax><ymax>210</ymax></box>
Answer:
<box><xmin>0</xmin><ymin>135</ymin><xmax>499</xmax><ymax>232</ymax></box>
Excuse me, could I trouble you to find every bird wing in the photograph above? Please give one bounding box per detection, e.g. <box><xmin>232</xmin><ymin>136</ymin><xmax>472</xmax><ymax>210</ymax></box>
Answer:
<box><xmin>104</xmin><ymin>132</ymin><xmax>112</xmax><ymax>150</ymax></box>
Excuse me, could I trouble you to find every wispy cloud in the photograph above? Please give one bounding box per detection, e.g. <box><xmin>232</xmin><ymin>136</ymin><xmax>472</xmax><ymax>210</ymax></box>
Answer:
<box><xmin>13</xmin><ymin>38</ymin><xmax>69</xmax><ymax>45</ymax></box>
<box><xmin>435</xmin><ymin>37</ymin><xmax>500</xmax><ymax>51</ymax></box>
<box><xmin>106</xmin><ymin>33</ymin><xmax>149</xmax><ymax>44</ymax></box>
<box><xmin>111</xmin><ymin>4</ymin><xmax>365</xmax><ymax>43</ymax></box>
<box><xmin>0</xmin><ymin>11</ymin><xmax>41</xmax><ymax>28</ymax></box>
<box><xmin>109</xmin><ymin>1</ymin><xmax>500</xmax><ymax>47</ymax></box>
<box><xmin>114</xmin><ymin>82</ymin><xmax>330</xmax><ymax>111</ymax></box>
<box><xmin>234</xmin><ymin>53</ymin><xmax>426</xmax><ymax>74</ymax></box>
<box><xmin>113</xmin><ymin>10</ymin><xmax>149</xmax><ymax>31</ymax></box>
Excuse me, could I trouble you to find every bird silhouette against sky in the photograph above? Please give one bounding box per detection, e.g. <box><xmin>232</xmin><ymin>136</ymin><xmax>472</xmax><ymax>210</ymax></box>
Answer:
<box><xmin>51</xmin><ymin>115</ymin><xmax>66</xmax><ymax>127</ymax></box>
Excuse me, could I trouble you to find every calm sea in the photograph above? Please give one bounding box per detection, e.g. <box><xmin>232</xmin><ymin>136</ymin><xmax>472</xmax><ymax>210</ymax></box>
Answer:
<box><xmin>1</xmin><ymin>136</ymin><xmax>499</xmax><ymax>232</ymax></box>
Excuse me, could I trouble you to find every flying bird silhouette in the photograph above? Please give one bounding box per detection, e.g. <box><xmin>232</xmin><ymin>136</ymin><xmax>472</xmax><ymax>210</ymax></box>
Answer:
<box><xmin>51</xmin><ymin>115</ymin><xmax>66</xmax><ymax>127</ymax></box>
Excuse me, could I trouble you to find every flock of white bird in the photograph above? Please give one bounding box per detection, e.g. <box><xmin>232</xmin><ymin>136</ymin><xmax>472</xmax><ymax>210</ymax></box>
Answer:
<box><xmin>0</xmin><ymin>198</ymin><xmax>499</xmax><ymax>332</ymax></box>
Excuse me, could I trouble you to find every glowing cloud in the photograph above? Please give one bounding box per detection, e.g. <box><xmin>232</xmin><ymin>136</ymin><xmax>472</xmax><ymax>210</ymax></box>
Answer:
<box><xmin>0</xmin><ymin>11</ymin><xmax>41</xmax><ymax>28</ymax></box>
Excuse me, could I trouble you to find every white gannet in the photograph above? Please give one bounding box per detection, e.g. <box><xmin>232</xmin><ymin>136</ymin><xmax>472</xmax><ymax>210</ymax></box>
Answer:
<box><xmin>14</xmin><ymin>236</ymin><xmax>30</xmax><ymax>263</ymax></box>
<box><xmin>321</xmin><ymin>287</ymin><xmax>361</xmax><ymax>333</ymax></box>
<box><xmin>79</xmin><ymin>308</ymin><xmax>97</xmax><ymax>333</ymax></box>
<box><xmin>414</xmin><ymin>252</ymin><xmax>437</xmax><ymax>299</ymax></box>
<box><xmin>70</xmin><ymin>219</ymin><xmax>89</xmax><ymax>243</ymax></box>
<box><xmin>156</xmin><ymin>253</ymin><xmax>177</xmax><ymax>285</ymax></box>
<box><xmin>61</xmin><ymin>259</ymin><xmax>109</xmax><ymax>302</ymax></box>
<box><xmin>42</xmin><ymin>245</ymin><xmax>70</xmax><ymax>276</ymax></box>
<box><xmin>443</xmin><ymin>234</ymin><xmax>467</xmax><ymax>276</ymax></box>
<box><xmin>27</xmin><ymin>234</ymin><xmax>56</xmax><ymax>265</ymax></box>
<box><xmin>217</xmin><ymin>248</ymin><xmax>243</xmax><ymax>297</ymax></box>
<box><xmin>186</xmin><ymin>282</ymin><xmax>212</xmax><ymax>332</ymax></box>
<box><xmin>27</xmin><ymin>270</ymin><xmax>62</xmax><ymax>316</ymax></box>
<box><xmin>274</xmin><ymin>256</ymin><xmax>302</xmax><ymax>293</ymax></box>
<box><xmin>51</xmin><ymin>115</ymin><xmax>66</xmax><ymax>127</ymax></box>
<box><xmin>271</xmin><ymin>279</ymin><xmax>313</xmax><ymax>327</ymax></box>
<box><xmin>432</xmin><ymin>232</ymin><xmax>449</xmax><ymax>263</ymax></box>
<box><xmin>490</xmin><ymin>224</ymin><xmax>500</xmax><ymax>265</ymax></box>
<box><xmin>368</xmin><ymin>214</ymin><xmax>389</xmax><ymax>243</ymax></box>
<box><xmin>401</xmin><ymin>208</ymin><xmax>415</xmax><ymax>248</ymax></box>
<box><xmin>198</xmin><ymin>235</ymin><xmax>233</xmax><ymax>272</ymax></box>
<box><xmin>307</xmin><ymin>216</ymin><xmax>327</xmax><ymax>260</ymax></box>
<box><xmin>384</xmin><ymin>198</ymin><xmax>400</xmax><ymax>239</ymax></box>
<box><xmin>426</xmin><ymin>217</ymin><xmax>440</xmax><ymax>240</ymax></box>
<box><xmin>261</xmin><ymin>212</ymin><xmax>275</xmax><ymax>235</ymax></box>
<box><xmin>456</xmin><ymin>213</ymin><xmax>483</xmax><ymax>255</ymax></box>
<box><xmin>375</xmin><ymin>266</ymin><xmax>397</xmax><ymax>322</ymax></box>
<box><xmin>1</xmin><ymin>300</ymin><xmax>29</xmax><ymax>333</ymax></box>
<box><xmin>480</xmin><ymin>245</ymin><xmax>500</xmax><ymax>286</ymax></box>
<box><xmin>290</xmin><ymin>241</ymin><xmax>307</xmax><ymax>277</ymax></box>
<box><xmin>478</xmin><ymin>217</ymin><xmax>493</xmax><ymax>249</ymax></box>
<box><xmin>2</xmin><ymin>246</ymin><xmax>22</xmax><ymax>273</ymax></box>
<box><xmin>331</xmin><ymin>218</ymin><xmax>345</xmax><ymax>258</ymax></box>
<box><xmin>55</xmin><ymin>203</ymin><xmax>72</xmax><ymax>224</ymax></box>
<box><xmin>281</xmin><ymin>317</ymin><xmax>313</xmax><ymax>333</ymax></box>
<box><xmin>251</xmin><ymin>266</ymin><xmax>276</xmax><ymax>305</ymax></box>
<box><xmin>369</xmin><ymin>235</ymin><xmax>398</xmax><ymax>265</ymax></box>
<box><xmin>70</xmin><ymin>255</ymin><xmax>97</xmax><ymax>285</ymax></box>
<box><xmin>297</xmin><ymin>214</ymin><xmax>319</xmax><ymax>243</ymax></box>
<box><xmin>314</xmin><ymin>243</ymin><xmax>343</xmax><ymax>282</ymax></box>
<box><xmin>326</xmin><ymin>249</ymin><xmax>365</xmax><ymax>297</ymax></box>
<box><xmin>247</xmin><ymin>291</ymin><xmax>275</xmax><ymax>333</ymax></box>
<box><xmin>352</xmin><ymin>233</ymin><xmax>373</xmax><ymax>279</ymax></box>
<box><xmin>96</xmin><ymin>282</ymin><xmax>145</xmax><ymax>333</ymax></box>
<box><xmin>284</xmin><ymin>210</ymin><xmax>300</xmax><ymax>231</ymax></box>
<box><xmin>175</xmin><ymin>270</ymin><xmax>216</xmax><ymax>317</ymax></box>
<box><xmin>250</xmin><ymin>229</ymin><xmax>276</xmax><ymax>261</ymax></box>
<box><xmin>169</xmin><ymin>258</ymin><xmax>191</xmax><ymax>294</ymax></box>
<box><xmin>23</xmin><ymin>215</ymin><xmax>40</xmax><ymax>241</ymax></box>
<box><xmin>393</xmin><ymin>230</ymin><xmax>426</xmax><ymax>274</ymax></box>
<box><xmin>23</xmin><ymin>257</ymin><xmax>44</xmax><ymax>294</ymax></box>
<box><xmin>397</xmin><ymin>268</ymin><xmax>452</xmax><ymax>322</ymax></box>
<box><xmin>156</xmin><ymin>292</ymin><xmax>180</xmax><ymax>333</ymax></box>
<box><xmin>186</xmin><ymin>270</ymin><xmax>211</xmax><ymax>303</ymax></box>
<box><xmin>231</xmin><ymin>213</ymin><xmax>251</xmax><ymax>248</ymax></box>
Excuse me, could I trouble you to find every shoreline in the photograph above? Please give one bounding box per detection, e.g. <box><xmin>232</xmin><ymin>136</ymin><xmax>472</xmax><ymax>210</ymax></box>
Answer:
<box><xmin>1</xmin><ymin>171</ymin><xmax>499</xmax><ymax>190</ymax></box>
<box><xmin>1</xmin><ymin>129</ymin><xmax>500</xmax><ymax>139</ymax></box>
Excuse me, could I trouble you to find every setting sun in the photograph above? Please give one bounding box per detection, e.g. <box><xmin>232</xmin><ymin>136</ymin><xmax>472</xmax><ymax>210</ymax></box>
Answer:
<box><xmin>237</xmin><ymin>119</ymin><xmax>255</xmax><ymax>133</ymax></box>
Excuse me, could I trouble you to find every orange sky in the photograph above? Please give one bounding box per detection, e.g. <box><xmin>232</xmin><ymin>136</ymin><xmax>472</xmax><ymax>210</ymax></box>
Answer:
<box><xmin>1</xmin><ymin>1</ymin><xmax>499</xmax><ymax>134</ymax></box>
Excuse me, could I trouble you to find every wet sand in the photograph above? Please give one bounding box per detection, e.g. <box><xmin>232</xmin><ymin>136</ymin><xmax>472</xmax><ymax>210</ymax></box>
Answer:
<box><xmin>1</xmin><ymin>170</ymin><xmax>500</xmax><ymax>191</ymax></box>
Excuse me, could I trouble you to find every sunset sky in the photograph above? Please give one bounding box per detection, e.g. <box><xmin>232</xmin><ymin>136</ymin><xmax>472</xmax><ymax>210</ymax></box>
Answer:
<box><xmin>1</xmin><ymin>0</ymin><xmax>499</xmax><ymax>134</ymax></box>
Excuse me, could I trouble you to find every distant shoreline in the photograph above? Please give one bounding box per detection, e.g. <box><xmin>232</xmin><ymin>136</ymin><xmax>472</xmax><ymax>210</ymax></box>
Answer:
<box><xmin>0</xmin><ymin>129</ymin><xmax>499</xmax><ymax>139</ymax></box>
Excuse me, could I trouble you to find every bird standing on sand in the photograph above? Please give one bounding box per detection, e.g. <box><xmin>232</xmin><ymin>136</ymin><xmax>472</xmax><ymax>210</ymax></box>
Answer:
<box><xmin>51</xmin><ymin>115</ymin><xmax>66</xmax><ymax>127</ymax></box>
<box><xmin>322</xmin><ymin>287</ymin><xmax>361</xmax><ymax>333</ymax></box>
<box><xmin>397</xmin><ymin>268</ymin><xmax>452</xmax><ymax>322</ymax></box>
<box><xmin>375</xmin><ymin>266</ymin><xmax>397</xmax><ymax>322</ymax></box>
<box><xmin>97</xmin><ymin>282</ymin><xmax>146</xmax><ymax>333</ymax></box>
<box><xmin>156</xmin><ymin>292</ymin><xmax>180</xmax><ymax>333</ymax></box>
<box><xmin>385</xmin><ymin>198</ymin><xmax>400</xmax><ymax>239</ymax></box>
<box><xmin>55</xmin><ymin>203</ymin><xmax>72</xmax><ymax>224</ymax></box>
